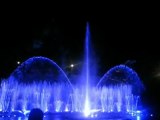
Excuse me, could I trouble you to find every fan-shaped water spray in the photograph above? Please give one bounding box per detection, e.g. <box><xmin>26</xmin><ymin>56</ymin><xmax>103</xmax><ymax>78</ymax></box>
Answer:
<box><xmin>0</xmin><ymin>57</ymin><xmax>74</xmax><ymax>113</ymax></box>
<box><xmin>9</xmin><ymin>56</ymin><xmax>73</xmax><ymax>86</ymax></box>
<box><xmin>97</xmin><ymin>64</ymin><xmax>144</xmax><ymax>94</ymax></box>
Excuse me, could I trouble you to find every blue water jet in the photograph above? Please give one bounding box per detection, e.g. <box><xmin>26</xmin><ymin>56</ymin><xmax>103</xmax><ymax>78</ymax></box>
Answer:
<box><xmin>84</xmin><ymin>23</ymin><xmax>91</xmax><ymax>116</ymax></box>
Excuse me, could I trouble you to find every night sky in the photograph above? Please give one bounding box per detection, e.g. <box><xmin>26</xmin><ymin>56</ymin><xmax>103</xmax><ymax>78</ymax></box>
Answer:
<box><xmin>0</xmin><ymin>6</ymin><xmax>160</xmax><ymax>116</ymax></box>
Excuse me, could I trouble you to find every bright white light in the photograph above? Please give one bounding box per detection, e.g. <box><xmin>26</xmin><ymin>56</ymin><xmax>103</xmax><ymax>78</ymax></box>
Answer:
<box><xmin>65</xmin><ymin>106</ymin><xmax>69</xmax><ymax>112</ymax></box>
<box><xmin>84</xmin><ymin>97</ymin><xmax>90</xmax><ymax>117</ymax></box>
<box><xmin>136</xmin><ymin>115</ymin><xmax>141</xmax><ymax>120</ymax></box>
<box><xmin>17</xmin><ymin>61</ymin><xmax>20</xmax><ymax>65</ymax></box>
<box><xmin>70</xmin><ymin>64</ymin><xmax>74</xmax><ymax>68</ymax></box>
<box><xmin>136</xmin><ymin>110</ymin><xmax>141</xmax><ymax>113</ymax></box>
<box><xmin>45</xmin><ymin>109</ymin><xmax>48</xmax><ymax>112</ymax></box>
<box><xmin>91</xmin><ymin>114</ymin><xmax>94</xmax><ymax>118</ymax></box>
<box><xmin>23</xmin><ymin>110</ymin><xmax>30</xmax><ymax>115</ymax></box>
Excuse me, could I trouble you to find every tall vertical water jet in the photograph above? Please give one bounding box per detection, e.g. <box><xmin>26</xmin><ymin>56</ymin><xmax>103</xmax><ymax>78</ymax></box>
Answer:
<box><xmin>84</xmin><ymin>23</ymin><xmax>91</xmax><ymax>116</ymax></box>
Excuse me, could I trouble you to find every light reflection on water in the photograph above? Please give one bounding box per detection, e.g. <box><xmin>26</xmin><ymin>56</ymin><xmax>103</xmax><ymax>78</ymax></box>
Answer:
<box><xmin>0</xmin><ymin>115</ymin><xmax>152</xmax><ymax>120</ymax></box>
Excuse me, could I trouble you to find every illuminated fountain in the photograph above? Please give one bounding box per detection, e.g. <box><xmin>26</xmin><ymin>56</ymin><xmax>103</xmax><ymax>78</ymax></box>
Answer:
<box><xmin>0</xmin><ymin>23</ymin><xmax>145</xmax><ymax>119</ymax></box>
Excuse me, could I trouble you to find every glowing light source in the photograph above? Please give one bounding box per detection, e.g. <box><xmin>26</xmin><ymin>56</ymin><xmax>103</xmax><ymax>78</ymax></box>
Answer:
<box><xmin>70</xmin><ymin>64</ymin><xmax>74</xmax><ymax>68</ymax></box>
<box><xmin>84</xmin><ymin>98</ymin><xmax>90</xmax><ymax>117</ymax></box>
<box><xmin>65</xmin><ymin>106</ymin><xmax>69</xmax><ymax>112</ymax></box>
<box><xmin>136</xmin><ymin>115</ymin><xmax>141</xmax><ymax>120</ymax></box>
<box><xmin>17</xmin><ymin>61</ymin><xmax>20</xmax><ymax>65</ymax></box>
<box><xmin>136</xmin><ymin>110</ymin><xmax>141</xmax><ymax>113</ymax></box>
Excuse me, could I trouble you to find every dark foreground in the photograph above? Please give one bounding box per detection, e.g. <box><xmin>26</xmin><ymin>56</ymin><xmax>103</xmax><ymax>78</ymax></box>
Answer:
<box><xmin>0</xmin><ymin>112</ymin><xmax>156</xmax><ymax>120</ymax></box>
